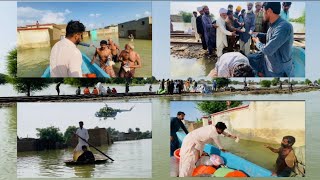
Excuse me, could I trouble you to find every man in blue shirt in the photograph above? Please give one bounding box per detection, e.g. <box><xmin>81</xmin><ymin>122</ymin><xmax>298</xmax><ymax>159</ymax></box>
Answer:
<box><xmin>202</xmin><ymin>6</ymin><xmax>217</xmax><ymax>56</ymax></box>
<box><xmin>248</xmin><ymin>2</ymin><xmax>294</xmax><ymax>77</ymax></box>
<box><xmin>170</xmin><ymin>111</ymin><xmax>188</xmax><ymax>156</ymax></box>
<box><xmin>280</xmin><ymin>2</ymin><xmax>292</xmax><ymax>21</ymax></box>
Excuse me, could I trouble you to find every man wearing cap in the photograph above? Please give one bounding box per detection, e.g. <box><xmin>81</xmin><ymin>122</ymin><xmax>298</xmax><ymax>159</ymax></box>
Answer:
<box><xmin>191</xmin><ymin>11</ymin><xmax>199</xmax><ymax>42</ymax></box>
<box><xmin>73</xmin><ymin>121</ymin><xmax>89</xmax><ymax>160</ymax></box>
<box><xmin>249</xmin><ymin>2</ymin><xmax>294</xmax><ymax>77</ymax></box>
<box><xmin>239</xmin><ymin>2</ymin><xmax>256</xmax><ymax>56</ymax></box>
<box><xmin>216</xmin><ymin>8</ymin><xmax>236</xmax><ymax>58</ymax></box>
<box><xmin>234</xmin><ymin>6</ymin><xmax>242</xmax><ymax>19</ymax></box>
<box><xmin>228</xmin><ymin>4</ymin><xmax>233</xmax><ymax>11</ymax></box>
<box><xmin>196</xmin><ymin>6</ymin><xmax>207</xmax><ymax>50</ymax></box>
<box><xmin>202</xmin><ymin>6</ymin><xmax>217</xmax><ymax>56</ymax></box>
<box><xmin>280</xmin><ymin>2</ymin><xmax>292</xmax><ymax>21</ymax></box>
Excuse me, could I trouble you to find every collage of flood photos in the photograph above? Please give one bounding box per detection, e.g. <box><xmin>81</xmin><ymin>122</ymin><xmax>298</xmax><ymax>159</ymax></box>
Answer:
<box><xmin>0</xmin><ymin>1</ymin><xmax>319</xmax><ymax>179</ymax></box>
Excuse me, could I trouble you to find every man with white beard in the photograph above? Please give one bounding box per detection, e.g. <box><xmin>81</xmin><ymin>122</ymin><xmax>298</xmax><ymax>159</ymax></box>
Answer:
<box><xmin>216</xmin><ymin>8</ymin><xmax>236</xmax><ymax>58</ymax></box>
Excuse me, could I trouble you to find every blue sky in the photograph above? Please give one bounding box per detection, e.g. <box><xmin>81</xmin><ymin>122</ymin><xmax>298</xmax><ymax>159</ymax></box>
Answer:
<box><xmin>170</xmin><ymin>101</ymin><xmax>204</xmax><ymax>121</ymax></box>
<box><xmin>171</xmin><ymin>2</ymin><xmax>305</xmax><ymax>19</ymax></box>
<box><xmin>17</xmin><ymin>2</ymin><xmax>151</xmax><ymax>29</ymax></box>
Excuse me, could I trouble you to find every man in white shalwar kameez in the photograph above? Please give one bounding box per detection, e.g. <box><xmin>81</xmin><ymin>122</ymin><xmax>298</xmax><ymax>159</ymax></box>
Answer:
<box><xmin>191</xmin><ymin>11</ymin><xmax>200</xmax><ymax>42</ymax></box>
<box><xmin>216</xmin><ymin>8</ymin><xmax>236</xmax><ymax>58</ymax></box>
<box><xmin>179</xmin><ymin>122</ymin><xmax>237</xmax><ymax>177</ymax></box>
<box><xmin>73</xmin><ymin>121</ymin><xmax>89</xmax><ymax>160</ymax></box>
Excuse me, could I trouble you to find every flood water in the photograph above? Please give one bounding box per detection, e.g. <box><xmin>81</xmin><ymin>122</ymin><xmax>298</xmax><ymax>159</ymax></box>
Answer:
<box><xmin>17</xmin><ymin>33</ymin><xmax>152</xmax><ymax>77</ymax></box>
<box><xmin>17</xmin><ymin>139</ymin><xmax>151</xmax><ymax>178</ymax></box>
<box><xmin>0</xmin><ymin>91</ymin><xmax>319</xmax><ymax>179</ymax></box>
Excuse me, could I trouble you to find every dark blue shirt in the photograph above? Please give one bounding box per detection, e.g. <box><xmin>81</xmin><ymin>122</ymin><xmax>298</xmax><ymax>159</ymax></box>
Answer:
<box><xmin>170</xmin><ymin>117</ymin><xmax>188</xmax><ymax>136</ymax></box>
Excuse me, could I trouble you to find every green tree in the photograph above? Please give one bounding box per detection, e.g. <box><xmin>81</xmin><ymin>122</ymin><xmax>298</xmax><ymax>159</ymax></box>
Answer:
<box><xmin>179</xmin><ymin>11</ymin><xmax>193</xmax><ymax>23</ymax></box>
<box><xmin>290</xmin><ymin>10</ymin><xmax>305</xmax><ymax>24</ymax></box>
<box><xmin>6</xmin><ymin>49</ymin><xmax>50</xmax><ymax>96</ymax></box>
<box><xmin>128</xmin><ymin>128</ymin><xmax>134</xmax><ymax>133</ymax></box>
<box><xmin>0</xmin><ymin>73</ymin><xmax>7</xmax><ymax>84</ymax></box>
<box><xmin>214</xmin><ymin>78</ymin><xmax>231</xmax><ymax>88</ymax></box>
<box><xmin>305</xmin><ymin>79</ymin><xmax>312</xmax><ymax>85</ymax></box>
<box><xmin>260</xmin><ymin>80</ymin><xmax>272</xmax><ymax>88</ymax></box>
<box><xmin>36</xmin><ymin>126</ymin><xmax>64</xmax><ymax>143</ymax></box>
<box><xmin>197</xmin><ymin>101</ymin><xmax>242</xmax><ymax>114</ymax></box>
<box><xmin>317</xmin><ymin>79</ymin><xmax>320</xmax><ymax>85</ymax></box>
<box><xmin>271</xmin><ymin>78</ymin><xmax>280</xmax><ymax>86</ymax></box>
<box><xmin>64</xmin><ymin>126</ymin><xmax>77</xmax><ymax>143</ymax></box>
<box><xmin>63</xmin><ymin>77</ymin><xmax>106</xmax><ymax>87</ymax></box>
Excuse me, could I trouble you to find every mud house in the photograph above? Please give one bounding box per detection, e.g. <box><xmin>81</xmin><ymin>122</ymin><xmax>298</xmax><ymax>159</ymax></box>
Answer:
<box><xmin>17</xmin><ymin>23</ymin><xmax>67</xmax><ymax>49</ymax></box>
<box><xmin>118</xmin><ymin>16</ymin><xmax>152</xmax><ymax>40</ymax></box>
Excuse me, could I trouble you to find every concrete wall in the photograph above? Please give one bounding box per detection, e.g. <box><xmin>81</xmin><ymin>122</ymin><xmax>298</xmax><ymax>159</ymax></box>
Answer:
<box><xmin>210</xmin><ymin>102</ymin><xmax>305</xmax><ymax>147</ymax></box>
<box><xmin>118</xmin><ymin>16</ymin><xmax>152</xmax><ymax>39</ymax></box>
<box><xmin>17</xmin><ymin>138</ymin><xmax>39</xmax><ymax>152</ymax></box>
<box><xmin>70</xmin><ymin>128</ymin><xmax>112</xmax><ymax>147</ymax></box>
<box><xmin>17</xmin><ymin>28</ymin><xmax>51</xmax><ymax>49</ymax></box>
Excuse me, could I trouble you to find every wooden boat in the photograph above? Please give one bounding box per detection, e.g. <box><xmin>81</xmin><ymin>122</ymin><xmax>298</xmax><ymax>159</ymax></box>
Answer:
<box><xmin>41</xmin><ymin>53</ymin><xmax>110</xmax><ymax>78</ymax></box>
<box><xmin>176</xmin><ymin>132</ymin><xmax>272</xmax><ymax>177</ymax></box>
<box><xmin>64</xmin><ymin>159</ymin><xmax>108</xmax><ymax>166</ymax></box>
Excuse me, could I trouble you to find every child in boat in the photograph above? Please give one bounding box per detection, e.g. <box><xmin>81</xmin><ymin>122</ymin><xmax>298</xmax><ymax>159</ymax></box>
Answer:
<box><xmin>77</xmin><ymin>145</ymin><xmax>95</xmax><ymax>163</ymax></box>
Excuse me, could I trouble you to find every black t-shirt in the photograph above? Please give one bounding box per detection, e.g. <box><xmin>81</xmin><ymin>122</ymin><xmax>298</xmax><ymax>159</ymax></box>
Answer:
<box><xmin>77</xmin><ymin>151</ymin><xmax>95</xmax><ymax>162</ymax></box>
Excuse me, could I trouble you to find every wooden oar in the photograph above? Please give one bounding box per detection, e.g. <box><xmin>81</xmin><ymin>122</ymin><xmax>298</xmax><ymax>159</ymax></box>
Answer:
<box><xmin>75</xmin><ymin>133</ymin><xmax>114</xmax><ymax>161</ymax></box>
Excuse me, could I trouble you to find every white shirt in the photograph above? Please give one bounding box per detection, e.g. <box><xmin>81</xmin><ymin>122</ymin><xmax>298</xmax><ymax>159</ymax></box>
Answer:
<box><xmin>215</xmin><ymin>52</ymin><xmax>250</xmax><ymax>77</ymax></box>
<box><xmin>191</xmin><ymin>16</ymin><xmax>197</xmax><ymax>32</ymax></box>
<box><xmin>50</xmin><ymin>38</ymin><xmax>82</xmax><ymax>77</ymax></box>
<box><xmin>187</xmin><ymin>125</ymin><xmax>224</xmax><ymax>151</ymax></box>
<box><xmin>216</xmin><ymin>16</ymin><xmax>232</xmax><ymax>48</ymax></box>
<box><xmin>75</xmin><ymin>127</ymin><xmax>89</xmax><ymax>151</ymax></box>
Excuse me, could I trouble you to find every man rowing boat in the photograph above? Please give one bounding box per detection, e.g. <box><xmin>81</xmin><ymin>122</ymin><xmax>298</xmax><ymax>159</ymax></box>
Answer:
<box><xmin>73</xmin><ymin>121</ymin><xmax>89</xmax><ymax>161</ymax></box>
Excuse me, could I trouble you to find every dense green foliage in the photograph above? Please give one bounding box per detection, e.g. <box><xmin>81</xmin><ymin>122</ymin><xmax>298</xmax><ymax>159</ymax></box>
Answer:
<box><xmin>0</xmin><ymin>73</ymin><xmax>7</xmax><ymax>84</ymax></box>
<box><xmin>271</xmin><ymin>78</ymin><xmax>280</xmax><ymax>86</ymax></box>
<box><xmin>197</xmin><ymin>101</ymin><xmax>243</xmax><ymax>114</ymax></box>
<box><xmin>304</xmin><ymin>79</ymin><xmax>312</xmax><ymax>85</ymax></box>
<box><xmin>179</xmin><ymin>11</ymin><xmax>193</xmax><ymax>23</ymax></box>
<box><xmin>260</xmin><ymin>80</ymin><xmax>272</xmax><ymax>88</ymax></box>
<box><xmin>64</xmin><ymin>126</ymin><xmax>78</xmax><ymax>143</ymax></box>
<box><xmin>36</xmin><ymin>126</ymin><xmax>64</xmax><ymax>143</ymax></box>
<box><xmin>213</xmin><ymin>78</ymin><xmax>231</xmax><ymax>88</ymax></box>
<box><xmin>290</xmin><ymin>10</ymin><xmax>305</xmax><ymax>24</ymax></box>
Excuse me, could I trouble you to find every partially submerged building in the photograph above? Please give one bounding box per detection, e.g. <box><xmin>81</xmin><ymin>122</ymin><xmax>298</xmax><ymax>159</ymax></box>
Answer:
<box><xmin>17</xmin><ymin>23</ymin><xmax>67</xmax><ymax>49</ymax></box>
<box><xmin>118</xmin><ymin>16</ymin><xmax>152</xmax><ymax>40</ymax></box>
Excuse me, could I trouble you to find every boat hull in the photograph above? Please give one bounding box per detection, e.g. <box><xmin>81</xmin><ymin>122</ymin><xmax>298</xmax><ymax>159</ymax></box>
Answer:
<box><xmin>41</xmin><ymin>53</ymin><xmax>110</xmax><ymax>78</ymax></box>
<box><xmin>64</xmin><ymin>158</ymin><xmax>108</xmax><ymax>166</ymax></box>
<box><xmin>176</xmin><ymin>132</ymin><xmax>272</xmax><ymax>177</ymax></box>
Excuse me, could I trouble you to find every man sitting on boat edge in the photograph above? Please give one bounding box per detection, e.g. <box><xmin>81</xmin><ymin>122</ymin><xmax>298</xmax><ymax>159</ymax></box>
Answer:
<box><xmin>77</xmin><ymin>145</ymin><xmax>95</xmax><ymax>163</ymax></box>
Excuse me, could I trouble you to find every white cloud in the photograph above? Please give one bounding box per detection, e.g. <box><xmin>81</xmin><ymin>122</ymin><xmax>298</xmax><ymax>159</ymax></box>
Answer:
<box><xmin>65</xmin><ymin>9</ymin><xmax>71</xmax><ymax>14</ymax></box>
<box><xmin>17</xmin><ymin>6</ymin><xmax>71</xmax><ymax>26</ymax></box>
<box><xmin>135</xmin><ymin>14</ymin><xmax>141</xmax><ymax>18</ymax></box>
<box><xmin>144</xmin><ymin>11</ymin><xmax>151</xmax><ymax>16</ymax></box>
<box><xmin>89</xmin><ymin>13</ymin><xmax>101</xmax><ymax>18</ymax></box>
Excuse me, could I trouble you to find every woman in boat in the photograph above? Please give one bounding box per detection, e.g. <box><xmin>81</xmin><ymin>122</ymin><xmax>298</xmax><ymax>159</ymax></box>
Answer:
<box><xmin>179</xmin><ymin>122</ymin><xmax>237</xmax><ymax>177</ymax></box>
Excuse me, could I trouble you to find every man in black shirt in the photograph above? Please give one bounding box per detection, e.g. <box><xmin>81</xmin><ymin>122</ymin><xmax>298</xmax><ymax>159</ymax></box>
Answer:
<box><xmin>77</xmin><ymin>145</ymin><xmax>95</xmax><ymax>163</ymax></box>
<box><xmin>170</xmin><ymin>111</ymin><xmax>189</xmax><ymax>156</ymax></box>
<box><xmin>196</xmin><ymin>6</ymin><xmax>207</xmax><ymax>50</ymax></box>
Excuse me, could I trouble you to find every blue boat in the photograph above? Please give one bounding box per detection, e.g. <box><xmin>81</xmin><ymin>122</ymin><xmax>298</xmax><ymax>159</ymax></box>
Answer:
<box><xmin>41</xmin><ymin>53</ymin><xmax>110</xmax><ymax>78</ymax></box>
<box><xmin>176</xmin><ymin>132</ymin><xmax>272</xmax><ymax>177</ymax></box>
<box><xmin>292</xmin><ymin>46</ymin><xmax>305</xmax><ymax>77</ymax></box>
